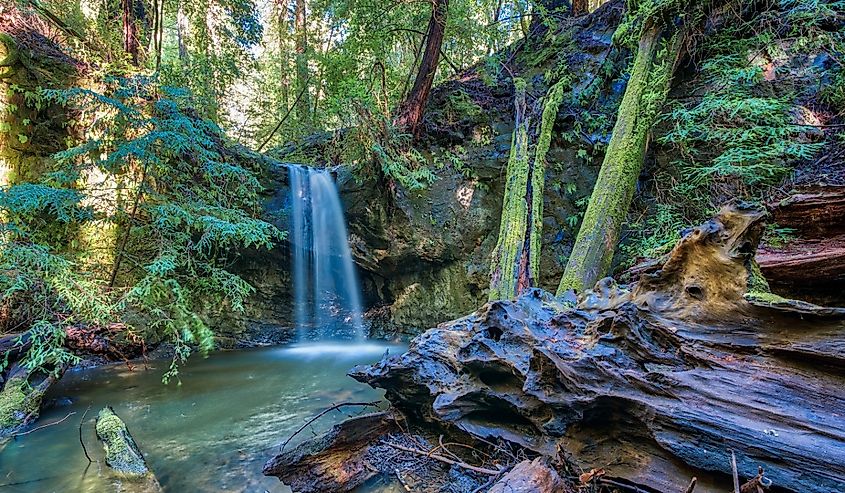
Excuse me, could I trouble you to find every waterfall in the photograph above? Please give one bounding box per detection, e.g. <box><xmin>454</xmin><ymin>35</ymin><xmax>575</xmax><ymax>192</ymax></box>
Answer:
<box><xmin>288</xmin><ymin>165</ymin><xmax>364</xmax><ymax>341</ymax></box>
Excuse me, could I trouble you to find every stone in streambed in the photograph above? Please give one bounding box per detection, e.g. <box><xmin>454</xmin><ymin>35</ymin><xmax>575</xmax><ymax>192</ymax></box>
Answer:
<box><xmin>489</xmin><ymin>458</ymin><xmax>564</xmax><ymax>493</ymax></box>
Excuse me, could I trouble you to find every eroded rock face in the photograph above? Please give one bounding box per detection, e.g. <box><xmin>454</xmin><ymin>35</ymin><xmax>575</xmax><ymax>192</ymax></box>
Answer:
<box><xmin>352</xmin><ymin>206</ymin><xmax>845</xmax><ymax>493</ymax></box>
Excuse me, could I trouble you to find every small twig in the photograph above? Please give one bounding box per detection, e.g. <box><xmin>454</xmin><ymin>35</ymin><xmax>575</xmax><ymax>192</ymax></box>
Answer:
<box><xmin>470</xmin><ymin>473</ymin><xmax>501</xmax><ymax>493</ymax></box>
<box><xmin>381</xmin><ymin>440</ymin><xmax>502</xmax><ymax>476</ymax></box>
<box><xmin>279</xmin><ymin>401</ymin><xmax>381</xmax><ymax>451</ymax></box>
<box><xmin>79</xmin><ymin>405</ymin><xmax>93</xmax><ymax>463</ymax></box>
<box><xmin>257</xmin><ymin>77</ymin><xmax>312</xmax><ymax>152</ymax></box>
<box><xmin>731</xmin><ymin>451</ymin><xmax>741</xmax><ymax>493</ymax></box>
<box><xmin>684</xmin><ymin>476</ymin><xmax>697</xmax><ymax>493</ymax></box>
<box><xmin>394</xmin><ymin>468</ymin><xmax>412</xmax><ymax>491</ymax></box>
<box><xmin>11</xmin><ymin>412</ymin><xmax>75</xmax><ymax>438</ymax></box>
<box><xmin>597</xmin><ymin>478</ymin><xmax>646</xmax><ymax>492</ymax></box>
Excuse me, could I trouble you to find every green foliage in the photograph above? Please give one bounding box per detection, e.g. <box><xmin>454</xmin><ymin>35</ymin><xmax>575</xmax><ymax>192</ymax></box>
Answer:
<box><xmin>660</xmin><ymin>34</ymin><xmax>825</xmax><ymax>185</ymax></box>
<box><xmin>443</xmin><ymin>90</ymin><xmax>483</xmax><ymax>124</ymax></box>
<box><xmin>340</xmin><ymin>103</ymin><xmax>437</xmax><ymax>190</ymax></box>
<box><xmin>2</xmin><ymin>77</ymin><xmax>281</xmax><ymax>381</ymax></box>
<box><xmin>624</xmin><ymin>0</ymin><xmax>841</xmax><ymax>264</ymax></box>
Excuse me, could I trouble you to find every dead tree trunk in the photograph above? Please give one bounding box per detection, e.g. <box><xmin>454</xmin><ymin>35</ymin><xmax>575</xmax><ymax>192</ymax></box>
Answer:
<box><xmin>394</xmin><ymin>0</ymin><xmax>448</xmax><ymax>138</ymax></box>
<box><xmin>488</xmin><ymin>78</ymin><xmax>567</xmax><ymax>301</ymax></box>
<box><xmin>354</xmin><ymin>205</ymin><xmax>845</xmax><ymax>493</ymax></box>
<box><xmin>557</xmin><ymin>24</ymin><xmax>683</xmax><ymax>294</ymax></box>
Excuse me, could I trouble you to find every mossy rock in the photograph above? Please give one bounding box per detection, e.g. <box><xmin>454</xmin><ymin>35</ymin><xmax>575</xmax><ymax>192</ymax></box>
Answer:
<box><xmin>95</xmin><ymin>406</ymin><xmax>151</xmax><ymax>477</ymax></box>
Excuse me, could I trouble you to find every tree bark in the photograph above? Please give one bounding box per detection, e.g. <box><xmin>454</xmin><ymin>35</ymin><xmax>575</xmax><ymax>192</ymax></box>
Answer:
<box><xmin>294</xmin><ymin>0</ymin><xmax>311</xmax><ymax>126</ymax></box>
<box><xmin>557</xmin><ymin>24</ymin><xmax>683</xmax><ymax>294</ymax></box>
<box><xmin>394</xmin><ymin>0</ymin><xmax>449</xmax><ymax>138</ymax></box>
<box><xmin>572</xmin><ymin>0</ymin><xmax>589</xmax><ymax>15</ymax></box>
<box><xmin>177</xmin><ymin>1</ymin><xmax>188</xmax><ymax>61</ymax></box>
<box><xmin>276</xmin><ymin>0</ymin><xmax>291</xmax><ymax>109</ymax></box>
<box><xmin>489</xmin><ymin>78</ymin><xmax>567</xmax><ymax>301</ymax></box>
<box><xmin>121</xmin><ymin>0</ymin><xmax>145</xmax><ymax>66</ymax></box>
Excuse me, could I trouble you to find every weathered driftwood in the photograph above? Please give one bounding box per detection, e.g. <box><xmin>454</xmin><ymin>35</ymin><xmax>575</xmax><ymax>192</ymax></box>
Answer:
<box><xmin>352</xmin><ymin>205</ymin><xmax>845</xmax><ymax>493</ymax></box>
<box><xmin>95</xmin><ymin>406</ymin><xmax>162</xmax><ymax>492</ymax></box>
<box><xmin>263</xmin><ymin>411</ymin><xmax>399</xmax><ymax>492</ymax></box>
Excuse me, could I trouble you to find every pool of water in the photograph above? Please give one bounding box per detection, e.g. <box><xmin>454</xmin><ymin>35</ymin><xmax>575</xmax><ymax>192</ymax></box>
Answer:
<box><xmin>0</xmin><ymin>342</ymin><xmax>405</xmax><ymax>492</ymax></box>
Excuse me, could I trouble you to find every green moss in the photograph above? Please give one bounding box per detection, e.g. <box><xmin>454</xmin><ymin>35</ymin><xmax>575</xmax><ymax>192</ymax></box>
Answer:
<box><xmin>96</xmin><ymin>407</ymin><xmax>150</xmax><ymax>477</ymax></box>
<box><xmin>489</xmin><ymin>80</ymin><xmax>531</xmax><ymax>301</ymax></box>
<box><xmin>0</xmin><ymin>376</ymin><xmax>40</xmax><ymax>432</ymax></box>
<box><xmin>745</xmin><ymin>290</ymin><xmax>790</xmax><ymax>305</ymax></box>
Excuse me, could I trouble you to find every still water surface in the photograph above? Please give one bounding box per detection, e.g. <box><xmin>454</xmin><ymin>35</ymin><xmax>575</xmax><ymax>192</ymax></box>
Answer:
<box><xmin>0</xmin><ymin>343</ymin><xmax>404</xmax><ymax>492</ymax></box>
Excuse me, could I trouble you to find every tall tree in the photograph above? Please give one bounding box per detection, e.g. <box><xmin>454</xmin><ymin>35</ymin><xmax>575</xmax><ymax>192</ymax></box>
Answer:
<box><xmin>557</xmin><ymin>22</ymin><xmax>684</xmax><ymax>294</ymax></box>
<box><xmin>394</xmin><ymin>0</ymin><xmax>449</xmax><ymax>138</ymax></box>
<box><xmin>294</xmin><ymin>0</ymin><xmax>310</xmax><ymax>125</ymax></box>
<box><xmin>121</xmin><ymin>0</ymin><xmax>146</xmax><ymax>65</ymax></box>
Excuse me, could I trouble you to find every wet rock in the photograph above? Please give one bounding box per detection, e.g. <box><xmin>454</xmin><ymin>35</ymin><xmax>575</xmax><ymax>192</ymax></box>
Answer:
<box><xmin>352</xmin><ymin>206</ymin><xmax>845</xmax><ymax>493</ymax></box>
<box><xmin>489</xmin><ymin>458</ymin><xmax>564</xmax><ymax>493</ymax></box>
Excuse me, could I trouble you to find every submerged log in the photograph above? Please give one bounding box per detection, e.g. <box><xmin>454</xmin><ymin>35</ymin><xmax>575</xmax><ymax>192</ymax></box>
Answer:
<box><xmin>95</xmin><ymin>406</ymin><xmax>162</xmax><ymax>492</ymax></box>
<box><xmin>263</xmin><ymin>411</ymin><xmax>399</xmax><ymax>492</ymax></box>
<box><xmin>353</xmin><ymin>205</ymin><xmax>845</xmax><ymax>493</ymax></box>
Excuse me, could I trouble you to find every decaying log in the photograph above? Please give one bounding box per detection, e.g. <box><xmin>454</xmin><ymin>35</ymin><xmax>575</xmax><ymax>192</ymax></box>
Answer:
<box><xmin>263</xmin><ymin>411</ymin><xmax>399</xmax><ymax>492</ymax></box>
<box><xmin>352</xmin><ymin>205</ymin><xmax>845</xmax><ymax>493</ymax></box>
<box><xmin>95</xmin><ymin>406</ymin><xmax>162</xmax><ymax>492</ymax></box>
<box><xmin>758</xmin><ymin>185</ymin><xmax>845</xmax><ymax>295</ymax></box>
<box><xmin>0</xmin><ymin>363</ymin><xmax>60</xmax><ymax>438</ymax></box>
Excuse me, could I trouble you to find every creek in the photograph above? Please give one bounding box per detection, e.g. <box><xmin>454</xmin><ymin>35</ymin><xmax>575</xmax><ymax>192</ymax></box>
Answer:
<box><xmin>0</xmin><ymin>342</ymin><xmax>404</xmax><ymax>492</ymax></box>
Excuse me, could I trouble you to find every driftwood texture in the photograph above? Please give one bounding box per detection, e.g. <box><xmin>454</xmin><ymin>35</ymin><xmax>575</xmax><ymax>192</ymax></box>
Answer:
<box><xmin>263</xmin><ymin>411</ymin><xmax>399</xmax><ymax>492</ymax></box>
<box><xmin>758</xmin><ymin>185</ymin><xmax>845</xmax><ymax>295</ymax></box>
<box><xmin>352</xmin><ymin>205</ymin><xmax>845</xmax><ymax>493</ymax></box>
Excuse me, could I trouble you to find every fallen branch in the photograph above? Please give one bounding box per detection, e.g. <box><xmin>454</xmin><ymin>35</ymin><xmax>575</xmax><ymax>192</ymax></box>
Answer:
<box><xmin>731</xmin><ymin>451</ymin><xmax>741</xmax><ymax>493</ymax></box>
<box><xmin>10</xmin><ymin>411</ymin><xmax>75</xmax><ymax>437</ymax></box>
<box><xmin>79</xmin><ymin>405</ymin><xmax>93</xmax><ymax>463</ymax></box>
<box><xmin>381</xmin><ymin>440</ymin><xmax>503</xmax><ymax>476</ymax></box>
<box><xmin>279</xmin><ymin>401</ymin><xmax>381</xmax><ymax>451</ymax></box>
<box><xmin>684</xmin><ymin>476</ymin><xmax>697</xmax><ymax>493</ymax></box>
<box><xmin>394</xmin><ymin>468</ymin><xmax>412</xmax><ymax>491</ymax></box>
<box><xmin>257</xmin><ymin>77</ymin><xmax>312</xmax><ymax>152</ymax></box>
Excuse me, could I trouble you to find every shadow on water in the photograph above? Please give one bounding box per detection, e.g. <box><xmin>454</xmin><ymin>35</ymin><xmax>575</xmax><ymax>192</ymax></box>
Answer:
<box><xmin>0</xmin><ymin>342</ymin><xmax>404</xmax><ymax>493</ymax></box>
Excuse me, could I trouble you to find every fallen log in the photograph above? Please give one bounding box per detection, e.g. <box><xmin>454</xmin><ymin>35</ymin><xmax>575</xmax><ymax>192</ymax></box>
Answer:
<box><xmin>0</xmin><ymin>363</ymin><xmax>60</xmax><ymax>438</ymax></box>
<box><xmin>95</xmin><ymin>406</ymin><xmax>162</xmax><ymax>492</ymax></box>
<box><xmin>263</xmin><ymin>411</ymin><xmax>399</xmax><ymax>492</ymax></box>
<box><xmin>352</xmin><ymin>204</ymin><xmax>845</xmax><ymax>493</ymax></box>
<box><xmin>758</xmin><ymin>185</ymin><xmax>845</xmax><ymax>299</ymax></box>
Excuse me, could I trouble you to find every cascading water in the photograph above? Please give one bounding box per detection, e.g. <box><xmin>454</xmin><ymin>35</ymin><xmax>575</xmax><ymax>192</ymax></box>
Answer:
<box><xmin>288</xmin><ymin>165</ymin><xmax>364</xmax><ymax>341</ymax></box>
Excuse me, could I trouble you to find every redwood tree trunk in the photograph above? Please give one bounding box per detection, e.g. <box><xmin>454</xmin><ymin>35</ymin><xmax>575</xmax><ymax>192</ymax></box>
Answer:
<box><xmin>394</xmin><ymin>0</ymin><xmax>448</xmax><ymax>138</ymax></box>
<box><xmin>121</xmin><ymin>0</ymin><xmax>145</xmax><ymax>65</ymax></box>
<box><xmin>557</xmin><ymin>25</ymin><xmax>683</xmax><ymax>294</ymax></box>
<box><xmin>294</xmin><ymin>0</ymin><xmax>311</xmax><ymax>126</ymax></box>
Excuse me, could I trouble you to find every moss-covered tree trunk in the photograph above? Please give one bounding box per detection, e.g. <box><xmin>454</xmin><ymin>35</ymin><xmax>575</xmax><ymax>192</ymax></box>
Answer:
<box><xmin>557</xmin><ymin>24</ymin><xmax>683</xmax><ymax>294</ymax></box>
<box><xmin>489</xmin><ymin>79</ymin><xmax>566</xmax><ymax>301</ymax></box>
